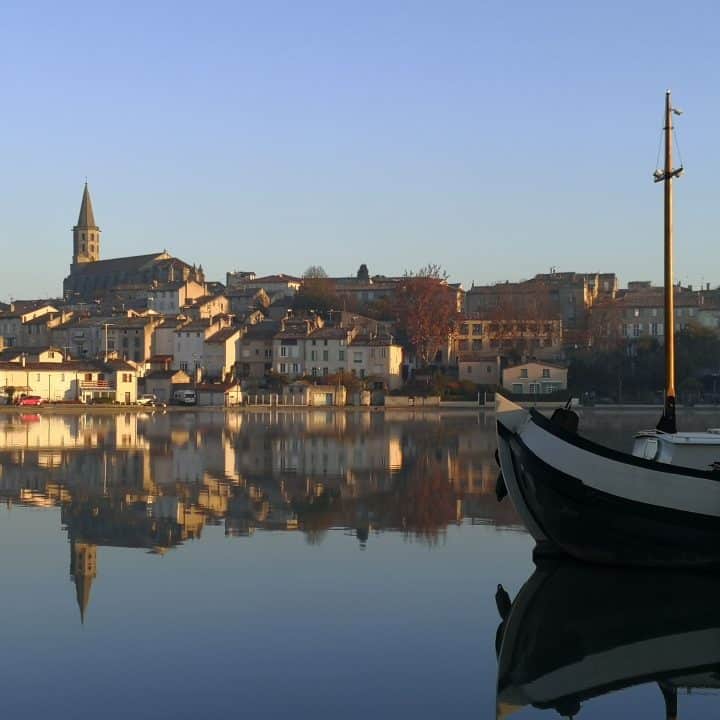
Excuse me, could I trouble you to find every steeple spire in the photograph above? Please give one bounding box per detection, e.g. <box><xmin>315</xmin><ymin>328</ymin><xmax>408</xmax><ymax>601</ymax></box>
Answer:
<box><xmin>72</xmin><ymin>182</ymin><xmax>101</xmax><ymax>265</ymax></box>
<box><xmin>70</xmin><ymin>540</ymin><xmax>97</xmax><ymax>625</ymax></box>
<box><xmin>77</xmin><ymin>182</ymin><xmax>97</xmax><ymax>228</ymax></box>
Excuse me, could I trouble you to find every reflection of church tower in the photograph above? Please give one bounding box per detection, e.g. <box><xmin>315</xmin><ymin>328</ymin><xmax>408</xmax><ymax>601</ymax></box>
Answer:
<box><xmin>72</xmin><ymin>183</ymin><xmax>101</xmax><ymax>266</ymax></box>
<box><xmin>70</xmin><ymin>540</ymin><xmax>97</xmax><ymax>624</ymax></box>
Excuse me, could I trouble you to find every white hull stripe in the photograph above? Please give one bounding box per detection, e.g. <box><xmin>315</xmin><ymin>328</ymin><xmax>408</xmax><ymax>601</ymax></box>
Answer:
<box><xmin>500</xmin><ymin>628</ymin><xmax>720</xmax><ymax>706</ymax></box>
<box><xmin>520</xmin><ymin>419</ymin><xmax>720</xmax><ymax>518</ymax></box>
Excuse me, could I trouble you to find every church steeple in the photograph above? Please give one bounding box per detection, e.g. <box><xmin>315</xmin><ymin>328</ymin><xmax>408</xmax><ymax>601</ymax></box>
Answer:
<box><xmin>70</xmin><ymin>540</ymin><xmax>97</xmax><ymax>624</ymax></box>
<box><xmin>72</xmin><ymin>182</ymin><xmax>101</xmax><ymax>266</ymax></box>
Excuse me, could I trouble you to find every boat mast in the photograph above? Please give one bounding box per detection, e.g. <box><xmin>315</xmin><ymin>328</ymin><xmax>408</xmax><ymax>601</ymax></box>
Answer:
<box><xmin>655</xmin><ymin>90</ymin><xmax>683</xmax><ymax>434</ymax></box>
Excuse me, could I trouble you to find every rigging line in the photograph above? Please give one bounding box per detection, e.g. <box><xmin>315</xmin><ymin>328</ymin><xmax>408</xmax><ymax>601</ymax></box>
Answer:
<box><xmin>673</xmin><ymin>126</ymin><xmax>684</xmax><ymax>169</ymax></box>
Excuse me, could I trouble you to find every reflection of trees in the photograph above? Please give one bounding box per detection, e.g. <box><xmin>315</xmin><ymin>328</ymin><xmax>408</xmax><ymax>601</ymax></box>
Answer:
<box><xmin>374</xmin><ymin>461</ymin><xmax>457</xmax><ymax>545</ymax></box>
<box><xmin>292</xmin><ymin>461</ymin><xmax>458</xmax><ymax>546</ymax></box>
<box><xmin>293</xmin><ymin>488</ymin><xmax>342</xmax><ymax>545</ymax></box>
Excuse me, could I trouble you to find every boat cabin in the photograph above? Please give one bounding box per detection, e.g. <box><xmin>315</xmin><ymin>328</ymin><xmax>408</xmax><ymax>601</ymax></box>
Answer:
<box><xmin>632</xmin><ymin>430</ymin><xmax>720</xmax><ymax>470</ymax></box>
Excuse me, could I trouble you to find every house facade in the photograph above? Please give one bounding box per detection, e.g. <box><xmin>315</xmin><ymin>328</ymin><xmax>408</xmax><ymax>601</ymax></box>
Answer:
<box><xmin>502</xmin><ymin>362</ymin><xmax>568</xmax><ymax>395</ymax></box>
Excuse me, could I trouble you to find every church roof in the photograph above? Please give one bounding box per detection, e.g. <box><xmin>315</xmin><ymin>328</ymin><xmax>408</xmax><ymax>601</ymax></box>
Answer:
<box><xmin>69</xmin><ymin>252</ymin><xmax>170</xmax><ymax>277</ymax></box>
<box><xmin>76</xmin><ymin>183</ymin><xmax>98</xmax><ymax>228</ymax></box>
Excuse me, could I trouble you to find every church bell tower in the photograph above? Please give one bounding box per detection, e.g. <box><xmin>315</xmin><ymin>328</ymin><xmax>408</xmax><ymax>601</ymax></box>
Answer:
<box><xmin>72</xmin><ymin>182</ymin><xmax>101</xmax><ymax>265</ymax></box>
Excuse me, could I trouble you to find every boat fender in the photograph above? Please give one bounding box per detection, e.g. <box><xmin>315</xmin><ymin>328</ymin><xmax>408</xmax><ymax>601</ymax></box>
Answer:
<box><xmin>495</xmin><ymin>584</ymin><xmax>512</xmax><ymax>620</ymax></box>
<box><xmin>495</xmin><ymin>471</ymin><xmax>507</xmax><ymax>501</ymax></box>
<box><xmin>550</xmin><ymin>407</ymin><xmax>579</xmax><ymax>434</ymax></box>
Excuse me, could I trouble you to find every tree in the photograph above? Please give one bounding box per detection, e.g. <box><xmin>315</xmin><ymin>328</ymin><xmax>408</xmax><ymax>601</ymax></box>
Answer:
<box><xmin>395</xmin><ymin>266</ymin><xmax>459</xmax><ymax>366</ymax></box>
<box><xmin>303</xmin><ymin>265</ymin><xmax>328</xmax><ymax>279</ymax></box>
<box><xmin>294</xmin><ymin>268</ymin><xmax>339</xmax><ymax>317</ymax></box>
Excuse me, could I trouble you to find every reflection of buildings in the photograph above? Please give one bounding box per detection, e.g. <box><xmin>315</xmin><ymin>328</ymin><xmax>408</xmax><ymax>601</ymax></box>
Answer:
<box><xmin>1</xmin><ymin>409</ymin><xmax>522</xmax><ymax>621</ymax></box>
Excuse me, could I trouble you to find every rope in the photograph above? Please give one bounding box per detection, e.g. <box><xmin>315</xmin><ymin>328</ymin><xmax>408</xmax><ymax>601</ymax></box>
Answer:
<box><xmin>673</xmin><ymin>126</ymin><xmax>684</xmax><ymax>169</ymax></box>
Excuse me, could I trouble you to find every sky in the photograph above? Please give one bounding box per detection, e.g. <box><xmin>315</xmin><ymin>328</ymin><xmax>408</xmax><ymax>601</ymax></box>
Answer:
<box><xmin>2</xmin><ymin>0</ymin><xmax>720</xmax><ymax>301</ymax></box>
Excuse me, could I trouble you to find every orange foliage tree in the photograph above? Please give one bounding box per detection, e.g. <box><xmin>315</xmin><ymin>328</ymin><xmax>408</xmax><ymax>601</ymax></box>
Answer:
<box><xmin>395</xmin><ymin>265</ymin><xmax>459</xmax><ymax>366</ymax></box>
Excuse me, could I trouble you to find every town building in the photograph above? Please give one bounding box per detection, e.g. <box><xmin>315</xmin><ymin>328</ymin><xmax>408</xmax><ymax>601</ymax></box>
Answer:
<box><xmin>502</xmin><ymin>361</ymin><xmax>568</xmax><ymax>395</ymax></box>
<box><xmin>0</xmin><ymin>357</ymin><xmax>138</xmax><ymax>403</ymax></box>
<box><xmin>452</xmin><ymin>317</ymin><xmax>564</xmax><ymax>362</ymax></box>
<box><xmin>235</xmin><ymin>321</ymin><xmax>279</xmax><ymax>379</ymax></box>
<box><xmin>465</xmin><ymin>271</ymin><xmax>617</xmax><ymax>331</ymax></box>
<box><xmin>142</xmin><ymin>368</ymin><xmax>191</xmax><ymax>403</ymax></box>
<box><xmin>203</xmin><ymin>326</ymin><xmax>242</xmax><ymax>381</ymax></box>
<box><xmin>147</xmin><ymin>279</ymin><xmax>207</xmax><ymax>315</ymax></box>
<box><xmin>227</xmin><ymin>273</ymin><xmax>301</xmax><ymax>300</ymax></box>
<box><xmin>62</xmin><ymin>184</ymin><xmax>204</xmax><ymax>301</ymax></box>
<box><xmin>458</xmin><ymin>354</ymin><xmax>501</xmax><ymax>386</ymax></box>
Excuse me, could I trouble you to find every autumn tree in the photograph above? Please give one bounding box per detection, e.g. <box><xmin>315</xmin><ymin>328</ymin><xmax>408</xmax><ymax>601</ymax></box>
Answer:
<box><xmin>394</xmin><ymin>265</ymin><xmax>459</xmax><ymax>366</ymax></box>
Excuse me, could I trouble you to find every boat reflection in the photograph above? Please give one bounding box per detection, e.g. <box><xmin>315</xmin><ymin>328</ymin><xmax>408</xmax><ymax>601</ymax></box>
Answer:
<box><xmin>496</xmin><ymin>562</ymin><xmax>720</xmax><ymax>718</ymax></box>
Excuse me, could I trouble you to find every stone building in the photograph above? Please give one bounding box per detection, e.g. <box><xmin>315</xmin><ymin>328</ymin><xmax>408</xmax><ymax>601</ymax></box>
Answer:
<box><xmin>63</xmin><ymin>184</ymin><xmax>204</xmax><ymax>301</ymax></box>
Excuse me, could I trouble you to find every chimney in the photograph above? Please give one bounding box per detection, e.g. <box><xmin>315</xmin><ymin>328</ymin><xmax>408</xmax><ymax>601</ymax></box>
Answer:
<box><xmin>21</xmin><ymin>354</ymin><xmax>26</xmax><ymax>368</ymax></box>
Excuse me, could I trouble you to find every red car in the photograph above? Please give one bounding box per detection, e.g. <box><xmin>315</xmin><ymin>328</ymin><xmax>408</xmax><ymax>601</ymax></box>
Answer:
<box><xmin>17</xmin><ymin>395</ymin><xmax>43</xmax><ymax>407</ymax></box>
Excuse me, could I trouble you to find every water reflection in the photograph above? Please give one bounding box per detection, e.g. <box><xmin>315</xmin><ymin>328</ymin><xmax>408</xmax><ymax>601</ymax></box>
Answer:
<box><xmin>496</xmin><ymin>562</ymin><xmax>720</xmax><ymax>718</ymax></box>
<box><xmin>0</xmin><ymin>410</ymin><xmax>522</xmax><ymax>621</ymax></box>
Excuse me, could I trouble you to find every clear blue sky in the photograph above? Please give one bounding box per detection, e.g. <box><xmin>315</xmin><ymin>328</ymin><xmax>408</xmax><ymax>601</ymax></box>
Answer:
<box><xmin>2</xmin><ymin>0</ymin><xmax>720</xmax><ymax>300</ymax></box>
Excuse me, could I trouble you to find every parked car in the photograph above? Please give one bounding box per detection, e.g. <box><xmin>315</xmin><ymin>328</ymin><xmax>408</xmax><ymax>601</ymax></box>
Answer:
<box><xmin>137</xmin><ymin>393</ymin><xmax>165</xmax><ymax>407</ymax></box>
<box><xmin>17</xmin><ymin>395</ymin><xmax>43</xmax><ymax>407</ymax></box>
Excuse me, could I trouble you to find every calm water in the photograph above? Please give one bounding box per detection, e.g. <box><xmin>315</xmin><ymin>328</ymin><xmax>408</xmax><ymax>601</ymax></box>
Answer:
<box><xmin>1</xmin><ymin>408</ymin><xmax>720</xmax><ymax>719</ymax></box>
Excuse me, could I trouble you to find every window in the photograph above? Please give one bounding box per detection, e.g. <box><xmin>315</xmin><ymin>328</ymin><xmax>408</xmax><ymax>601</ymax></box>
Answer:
<box><xmin>311</xmin><ymin>367</ymin><xmax>318</xmax><ymax>376</ymax></box>
<box><xmin>651</xmin><ymin>322</ymin><xmax>659</xmax><ymax>336</ymax></box>
<box><xmin>322</xmin><ymin>367</ymin><xmax>328</xmax><ymax>376</ymax></box>
<box><xmin>633</xmin><ymin>323</ymin><xmax>641</xmax><ymax>337</ymax></box>
<box><xmin>528</xmin><ymin>383</ymin><xmax>538</xmax><ymax>393</ymax></box>
<box><xmin>322</xmin><ymin>350</ymin><xmax>328</xmax><ymax>361</ymax></box>
<box><xmin>459</xmin><ymin>324</ymin><xmax>469</xmax><ymax>335</ymax></box>
<box><xmin>520</xmin><ymin>368</ymin><xmax>528</xmax><ymax>378</ymax></box>
<box><xmin>310</xmin><ymin>350</ymin><xmax>317</xmax><ymax>361</ymax></box>
<box><xmin>471</xmin><ymin>324</ymin><xmax>483</xmax><ymax>335</ymax></box>
<box><xmin>279</xmin><ymin>363</ymin><xmax>287</xmax><ymax>373</ymax></box>
<box><xmin>292</xmin><ymin>363</ymin><xmax>299</xmax><ymax>373</ymax></box>
<box><xmin>180</xmin><ymin>362</ymin><xmax>188</xmax><ymax>371</ymax></box>
<box><xmin>466</xmin><ymin>366</ymin><xmax>472</xmax><ymax>374</ymax></box>
<box><xmin>354</xmin><ymin>352</ymin><xmax>362</xmax><ymax>363</ymax></box>
<box><xmin>339</xmin><ymin>350</ymin><xmax>345</xmax><ymax>361</ymax></box>
<box><xmin>512</xmin><ymin>383</ymin><xmax>523</xmax><ymax>393</ymax></box>
<box><xmin>281</xmin><ymin>346</ymin><xmax>288</xmax><ymax>357</ymax></box>
<box><xmin>542</xmin><ymin>368</ymin><xmax>550</xmax><ymax>378</ymax></box>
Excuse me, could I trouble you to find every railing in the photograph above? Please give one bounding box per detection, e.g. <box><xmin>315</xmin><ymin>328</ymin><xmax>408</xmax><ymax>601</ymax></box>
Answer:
<box><xmin>80</xmin><ymin>380</ymin><xmax>111</xmax><ymax>390</ymax></box>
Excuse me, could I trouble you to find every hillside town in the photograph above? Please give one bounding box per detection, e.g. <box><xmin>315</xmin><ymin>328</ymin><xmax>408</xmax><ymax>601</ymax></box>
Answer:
<box><xmin>3</xmin><ymin>184</ymin><xmax>720</xmax><ymax>407</ymax></box>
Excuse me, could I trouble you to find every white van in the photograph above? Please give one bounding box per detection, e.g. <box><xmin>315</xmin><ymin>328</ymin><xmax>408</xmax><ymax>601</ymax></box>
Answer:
<box><xmin>172</xmin><ymin>389</ymin><xmax>197</xmax><ymax>405</ymax></box>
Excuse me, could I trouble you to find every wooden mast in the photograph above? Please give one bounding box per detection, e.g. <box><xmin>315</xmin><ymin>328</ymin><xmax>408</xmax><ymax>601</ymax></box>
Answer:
<box><xmin>656</xmin><ymin>90</ymin><xmax>683</xmax><ymax>434</ymax></box>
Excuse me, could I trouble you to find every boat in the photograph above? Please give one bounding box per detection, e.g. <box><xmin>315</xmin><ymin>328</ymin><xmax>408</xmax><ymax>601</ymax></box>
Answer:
<box><xmin>495</xmin><ymin>562</ymin><xmax>720</xmax><ymax>718</ymax></box>
<box><xmin>495</xmin><ymin>92</ymin><xmax>720</xmax><ymax>567</ymax></box>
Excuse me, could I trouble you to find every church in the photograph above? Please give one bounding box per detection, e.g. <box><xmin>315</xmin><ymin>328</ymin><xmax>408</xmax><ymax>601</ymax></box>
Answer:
<box><xmin>63</xmin><ymin>184</ymin><xmax>204</xmax><ymax>301</ymax></box>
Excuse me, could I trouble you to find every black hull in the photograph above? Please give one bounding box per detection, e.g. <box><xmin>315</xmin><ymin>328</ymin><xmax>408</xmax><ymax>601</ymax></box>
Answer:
<box><xmin>497</xmin><ymin>562</ymin><xmax>720</xmax><ymax>715</ymax></box>
<box><xmin>498</xmin><ymin>421</ymin><xmax>720</xmax><ymax>568</ymax></box>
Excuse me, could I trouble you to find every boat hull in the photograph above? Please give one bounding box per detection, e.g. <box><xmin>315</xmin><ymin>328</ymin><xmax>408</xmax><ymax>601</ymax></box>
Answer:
<box><xmin>497</xmin><ymin>562</ymin><xmax>720</xmax><ymax>716</ymax></box>
<box><xmin>496</xmin><ymin>399</ymin><xmax>720</xmax><ymax>568</ymax></box>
